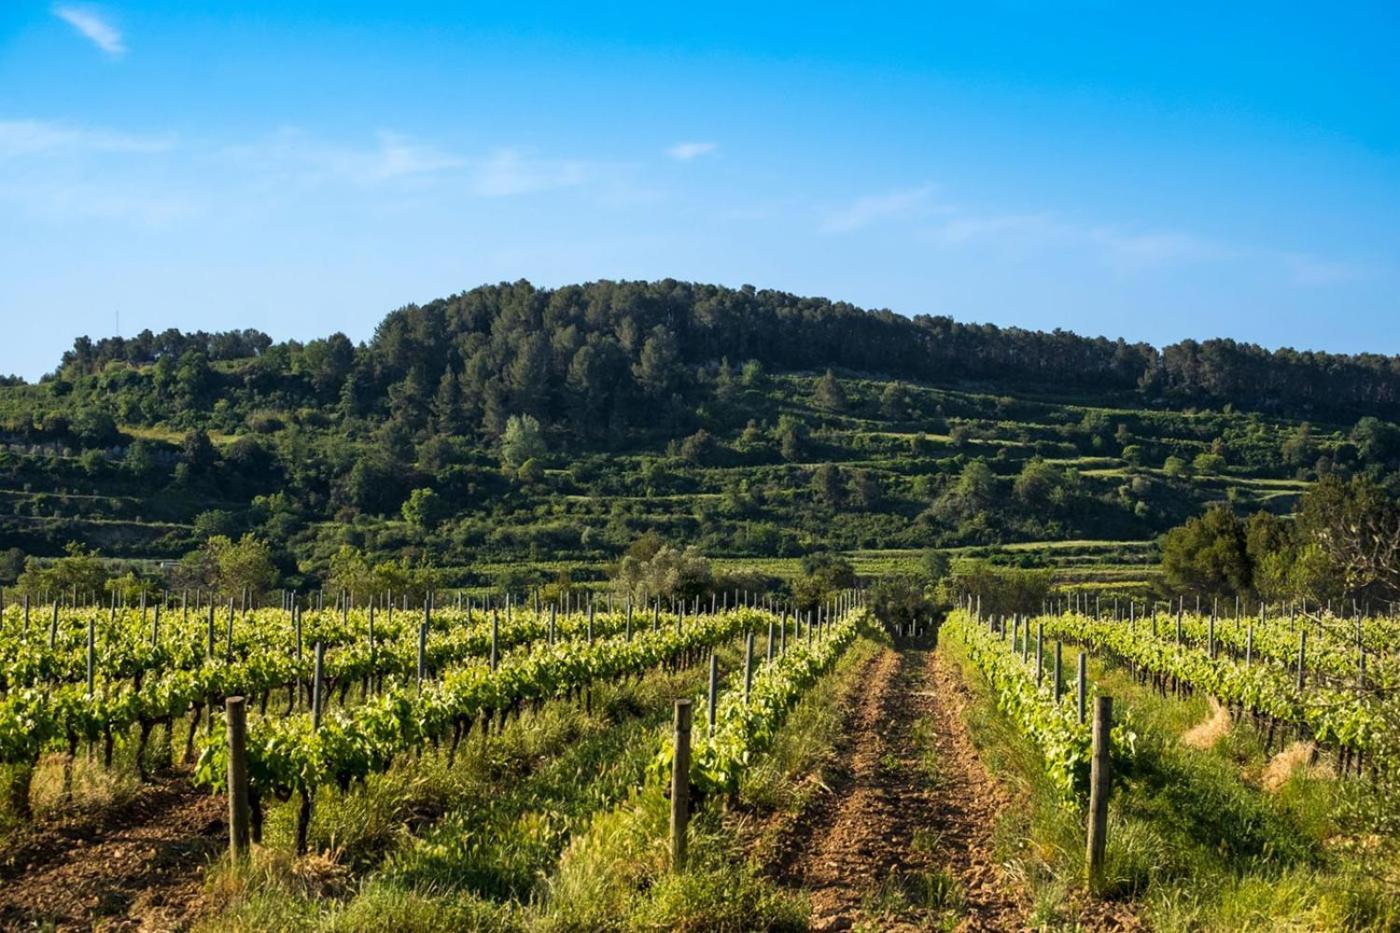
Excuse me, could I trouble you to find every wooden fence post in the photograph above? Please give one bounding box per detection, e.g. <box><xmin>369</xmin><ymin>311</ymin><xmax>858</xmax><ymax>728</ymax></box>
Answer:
<box><xmin>1077</xmin><ymin>652</ymin><xmax>1087</xmax><ymax>724</ymax></box>
<box><xmin>743</xmin><ymin>631</ymin><xmax>754</xmax><ymax>703</ymax></box>
<box><xmin>1086</xmin><ymin>695</ymin><xmax>1112</xmax><ymax>889</ymax></box>
<box><xmin>417</xmin><ymin>619</ymin><xmax>428</xmax><ymax>690</ymax></box>
<box><xmin>86</xmin><ymin>617</ymin><xmax>95</xmax><ymax>697</ymax></box>
<box><xmin>226</xmin><ymin>696</ymin><xmax>251</xmax><ymax>860</ymax></box>
<box><xmin>1297</xmin><ymin>630</ymin><xmax>1307</xmax><ymax>691</ymax></box>
<box><xmin>670</xmin><ymin>699</ymin><xmax>693</xmax><ymax>872</ymax></box>
<box><xmin>1035</xmin><ymin>622</ymin><xmax>1044</xmax><ymax>685</ymax></box>
<box><xmin>707</xmin><ymin>653</ymin><xmax>719</xmax><ymax>733</ymax></box>
<box><xmin>311</xmin><ymin>642</ymin><xmax>325</xmax><ymax>730</ymax></box>
<box><xmin>490</xmin><ymin>610</ymin><xmax>499</xmax><ymax>671</ymax></box>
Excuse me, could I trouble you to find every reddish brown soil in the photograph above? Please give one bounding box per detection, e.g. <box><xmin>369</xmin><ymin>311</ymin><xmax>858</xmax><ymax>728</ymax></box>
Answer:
<box><xmin>0</xmin><ymin>773</ymin><xmax>225</xmax><ymax>931</ymax></box>
<box><xmin>774</xmin><ymin>646</ymin><xmax>1027</xmax><ymax>931</ymax></box>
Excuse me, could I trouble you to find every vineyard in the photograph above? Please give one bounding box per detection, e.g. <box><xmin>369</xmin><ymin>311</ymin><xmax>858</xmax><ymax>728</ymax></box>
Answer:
<box><xmin>0</xmin><ymin>590</ymin><xmax>884</xmax><ymax>927</ymax></box>
<box><xmin>0</xmin><ymin>586</ymin><xmax>1398</xmax><ymax>928</ymax></box>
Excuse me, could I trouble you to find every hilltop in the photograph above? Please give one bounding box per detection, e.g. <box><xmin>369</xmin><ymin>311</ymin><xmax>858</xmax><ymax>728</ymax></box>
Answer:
<box><xmin>2</xmin><ymin>279</ymin><xmax>1397</xmax><ymax>589</ymax></box>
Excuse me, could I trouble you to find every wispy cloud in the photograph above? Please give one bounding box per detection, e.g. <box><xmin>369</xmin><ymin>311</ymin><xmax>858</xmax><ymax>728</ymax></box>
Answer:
<box><xmin>667</xmin><ymin>141</ymin><xmax>717</xmax><ymax>162</ymax></box>
<box><xmin>1285</xmin><ymin>253</ymin><xmax>1367</xmax><ymax>287</ymax></box>
<box><xmin>230</xmin><ymin>129</ymin><xmax>463</xmax><ymax>186</ymax></box>
<box><xmin>0</xmin><ymin>119</ymin><xmax>173</xmax><ymax>158</ymax></box>
<box><xmin>928</xmin><ymin>210</ymin><xmax>1218</xmax><ymax>270</ymax></box>
<box><xmin>228</xmin><ymin>131</ymin><xmax>594</xmax><ymax>200</ymax></box>
<box><xmin>924</xmin><ymin>202</ymin><xmax>1377</xmax><ymax>285</ymax></box>
<box><xmin>820</xmin><ymin>185</ymin><xmax>937</xmax><ymax>233</ymax></box>
<box><xmin>0</xmin><ymin>177</ymin><xmax>194</xmax><ymax>225</ymax></box>
<box><xmin>468</xmin><ymin>148</ymin><xmax>587</xmax><ymax>197</ymax></box>
<box><xmin>53</xmin><ymin>5</ymin><xmax>125</xmax><ymax>57</ymax></box>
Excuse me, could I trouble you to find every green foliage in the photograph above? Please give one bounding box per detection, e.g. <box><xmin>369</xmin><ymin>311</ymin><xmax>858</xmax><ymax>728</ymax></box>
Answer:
<box><xmin>943</xmin><ymin>610</ymin><xmax>1135</xmax><ymax>798</ymax></box>
<box><xmin>1159</xmin><ymin>474</ymin><xmax>1400</xmax><ymax>602</ymax></box>
<box><xmin>613</xmin><ymin>541</ymin><xmax>712</xmax><ymax>603</ymax></box>
<box><xmin>1160</xmin><ymin>505</ymin><xmax>1250</xmax><ymax>596</ymax></box>
<box><xmin>16</xmin><ymin>543</ymin><xmax>108</xmax><ymax>598</ymax></box>
<box><xmin>792</xmin><ymin>552</ymin><xmax>856</xmax><ymax>609</ymax></box>
<box><xmin>3</xmin><ymin>277</ymin><xmax>1388</xmax><ymax>586</ymax></box>
<box><xmin>869</xmin><ymin>574</ymin><xmax>935</xmax><ymax>627</ymax></box>
<box><xmin>1192</xmin><ymin>451</ymin><xmax>1227</xmax><ymax>474</ymax></box>
<box><xmin>942</xmin><ymin>560</ymin><xmax>1052</xmax><ymax>616</ymax></box>
<box><xmin>500</xmin><ymin>414</ymin><xmax>546</xmax><ymax>470</ymax></box>
<box><xmin>401</xmin><ymin>487</ymin><xmax>444</xmax><ymax>530</ymax></box>
<box><xmin>814</xmin><ymin>368</ymin><xmax>847</xmax><ymax>412</ymax></box>
<box><xmin>180</xmin><ymin>533</ymin><xmax>276</xmax><ymax>595</ymax></box>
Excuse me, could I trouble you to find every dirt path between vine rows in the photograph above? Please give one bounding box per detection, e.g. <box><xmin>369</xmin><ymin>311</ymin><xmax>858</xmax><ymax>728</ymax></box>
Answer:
<box><xmin>0</xmin><ymin>771</ymin><xmax>225</xmax><ymax>930</ymax></box>
<box><xmin>773</xmin><ymin>646</ymin><xmax>1026</xmax><ymax>931</ymax></box>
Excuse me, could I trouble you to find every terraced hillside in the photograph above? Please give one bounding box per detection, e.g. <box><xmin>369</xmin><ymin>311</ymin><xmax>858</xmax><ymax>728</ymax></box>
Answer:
<box><xmin>0</xmin><ymin>348</ymin><xmax>1355</xmax><ymax>588</ymax></box>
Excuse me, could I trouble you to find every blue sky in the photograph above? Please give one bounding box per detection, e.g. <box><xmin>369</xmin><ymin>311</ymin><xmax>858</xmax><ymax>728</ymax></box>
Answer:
<box><xmin>2</xmin><ymin>2</ymin><xmax>1398</xmax><ymax>381</ymax></box>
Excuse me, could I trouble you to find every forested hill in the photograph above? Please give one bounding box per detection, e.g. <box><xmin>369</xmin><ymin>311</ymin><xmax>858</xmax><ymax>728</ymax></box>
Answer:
<box><xmin>46</xmin><ymin>279</ymin><xmax>1400</xmax><ymax>424</ymax></box>
<box><xmin>2</xmin><ymin>278</ymin><xmax>1399</xmax><ymax>589</ymax></box>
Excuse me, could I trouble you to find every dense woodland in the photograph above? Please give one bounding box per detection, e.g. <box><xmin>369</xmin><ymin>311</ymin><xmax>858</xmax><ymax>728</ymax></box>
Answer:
<box><xmin>3</xmin><ymin>279</ymin><xmax>1400</xmax><ymax>591</ymax></box>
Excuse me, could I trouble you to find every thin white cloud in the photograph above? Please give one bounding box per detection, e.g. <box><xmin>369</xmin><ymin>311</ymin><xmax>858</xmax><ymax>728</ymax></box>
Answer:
<box><xmin>928</xmin><ymin>210</ymin><xmax>1218</xmax><ymax>270</ymax></box>
<box><xmin>53</xmin><ymin>5</ymin><xmax>126</xmax><ymax>57</ymax></box>
<box><xmin>1285</xmin><ymin>254</ymin><xmax>1366</xmax><ymax>287</ymax></box>
<box><xmin>820</xmin><ymin>185</ymin><xmax>937</xmax><ymax>233</ymax></box>
<box><xmin>0</xmin><ymin>178</ymin><xmax>194</xmax><ymax>225</ymax></box>
<box><xmin>363</xmin><ymin>132</ymin><xmax>463</xmax><ymax>181</ymax></box>
<box><xmin>923</xmin><ymin>201</ymin><xmax>1375</xmax><ymax>284</ymax></box>
<box><xmin>0</xmin><ymin>119</ymin><xmax>173</xmax><ymax>157</ymax></box>
<box><xmin>667</xmin><ymin>141</ymin><xmax>717</xmax><ymax>162</ymax></box>
<box><xmin>468</xmin><ymin>148</ymin><xmax>587</xmax><ymax>197</ymax></box>
<box><xmin>229</xmin><ymin>131</ymin><xmax>592</xmax><ymax>198</ymax></box>
<box><xmin>230</xmin><ymin>129</ymin><xmax>463</xmax><ymax>185</ymax></box>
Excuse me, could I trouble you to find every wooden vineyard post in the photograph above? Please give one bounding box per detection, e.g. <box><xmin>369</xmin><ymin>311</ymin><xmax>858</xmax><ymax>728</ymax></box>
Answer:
<box><xmin>670</xmin><ymin>699</ymin><xmax>693</xmax><ymax>872</ymax></box>
<box><xmin>86</xmin><ymin>617</ymin><xmax>95</xmax><ymax>697</ymax></box>
<box><xmin>743</xmin><ymin>631</ymin><xmax>754</xmax><ymax>703</ymax></box>
<box><xmin>417</xmin><ymin>617</ymin><xmax>428</xmax><ymax>691</ymax></box>
<box><xmin>490</xmin><ymin>610</ymin><xmax>499</xmax><ymax>671</ymax></box>
<box><xmin>1035</xmin><ymin>622</ymin><xmax>1044</xmax><ymax>685</ymax></box>
<box><xmin>226</xmin><ymin>599</ymin><xmax>236</xmax><ymax>661</ymax></box>
<box><xmin>1086</xmin><ymin>696</ymin><xmax>1112</xmax><ymax>890</ymax></box>
<box><xmin>365</xmin><ymin>604</ymin><xmax>376</xmax><ymax>696</ymax></box>
<box><xmin>294</xmin><ymin>607</ymin><xmax>304</xmax><ymax>710</ymax></box>
<box><xmin>226</xmin><ymin>696</ymin><xmax>251</xmax><ymax>861</ymax></box>
<box><xmin>766</xmin><ymin>619</ymin><xmax>775</xmax><ymax>665</ymax></box>
<box><xmin>1077</xmin><ymin>652</ymin><xmax>1087</xmax><ymax>724</ymax></box>
<box><xmin>1053</xmin><ymin>641</ymin><xmax>1063</xmax><ymax>703</ymax></box>
<box><xmin>311</xmin><ymin>642</ymin><xmax>325</xmax><ymax>730</ymax></box>
<box><xmin>707</xmin><ymin>652</ymin><xmax>719</xmax><ymax>733</ymax></box>
<box><xmin>1297</xmin><ymin>630</ymin><xmax>1307</xmax><ymax>691</ymax></box>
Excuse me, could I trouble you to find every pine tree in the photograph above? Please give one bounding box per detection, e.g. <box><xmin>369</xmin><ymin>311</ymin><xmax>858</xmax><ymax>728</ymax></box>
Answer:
<box><xmin>815</xmin><ymin>369</ymin><xmax>847</xmax><ymax>412</ymax></box>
